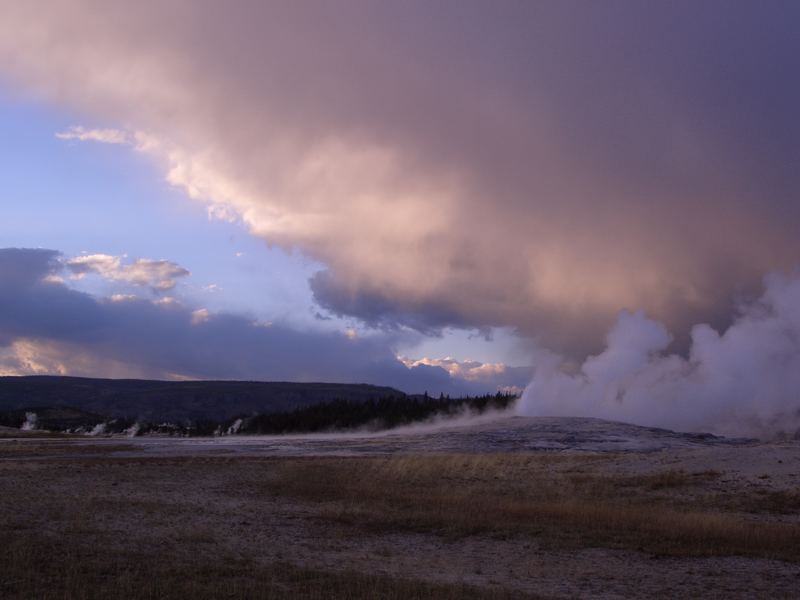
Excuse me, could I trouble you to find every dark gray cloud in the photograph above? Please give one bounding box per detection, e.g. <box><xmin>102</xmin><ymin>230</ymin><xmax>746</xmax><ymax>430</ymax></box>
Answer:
<box><xmin>0</xmin><ymin>248</ymin><xmax>527</xmax><ymax>394</ymax></box>
<box><xmin>0</xmin><ymin>248</ymin><xmax>60</xmax><ymax>288</ymax></box>
<box><xmin>309</xmin><ymin>269</ymin><xmax>477</xmax><ymax>335</ymax></box>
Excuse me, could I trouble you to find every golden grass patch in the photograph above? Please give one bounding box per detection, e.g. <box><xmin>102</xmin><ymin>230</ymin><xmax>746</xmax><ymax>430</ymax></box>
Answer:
<box><xmin>262</xmin><ymin>454</ymin><xmax>800</xmax><ymax>561</ymax></box>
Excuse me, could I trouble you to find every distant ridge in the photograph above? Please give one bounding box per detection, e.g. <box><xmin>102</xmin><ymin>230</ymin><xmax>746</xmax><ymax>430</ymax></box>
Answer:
<box><xmin>0</xmin><ymin>376</ymin><xmax>406</xmax><ymax>422</ymax></box>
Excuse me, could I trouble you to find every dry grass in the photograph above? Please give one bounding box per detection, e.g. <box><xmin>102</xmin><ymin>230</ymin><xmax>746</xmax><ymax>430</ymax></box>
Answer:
<box><xmin>262</xmin><ymin>454</ymin><xmax>800</xmax><ymax>561</ymax></box>
<box><xmin>0</xmin><ymin>428</ymin><xmax>74</xmax><ymax>439</ymax></box>
<box><xmin>746</xmin><ymin>489</ymin><xmax>800</xmax><ymax>514</ymax></box>
<box><xmin>0</xmin><ymin>441</ymin><xmax>137</xmax><ymax>457</ymax></box>
<box><xmin>2</xmin><ymin>444</ymin><xmax>799</xmax><ymax>598</ymax></box>
<box><xmin>0</xmin><ymin>532</ymin><xmax>525</xmax><ymax>600</ymax></box>
<box><xmin>0</xmin><ymin>449</ymin><xmax>538</xmax><ymax>599</ymax></box>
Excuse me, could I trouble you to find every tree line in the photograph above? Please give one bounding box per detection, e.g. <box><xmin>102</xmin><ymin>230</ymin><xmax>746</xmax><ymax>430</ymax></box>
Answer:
<box><xmin>1</xmin><ymin>392</ymin><xmax>518</xmax><ymax>436</ymax></box>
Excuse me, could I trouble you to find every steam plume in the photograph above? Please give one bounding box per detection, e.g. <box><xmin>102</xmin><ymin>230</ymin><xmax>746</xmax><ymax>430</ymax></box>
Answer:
<box><xmin>20</xmin><ymin>411</ymin><xmax>37</xmax><ymax>431</ymax></box>
<box><xmin>518</xmin><ymin>271</ymin><xmax>800</xmax><ymax>439</ymax></box>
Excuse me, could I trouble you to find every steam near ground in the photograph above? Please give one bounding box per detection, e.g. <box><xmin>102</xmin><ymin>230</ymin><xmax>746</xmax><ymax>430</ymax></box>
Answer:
<box><xmin>12</xmin><ymin>271</ymin><xmax>800</xmax><ymax>441</ymax></box>
<box><xmin>276</xmin><ymin>404</ymin><xmax>516</xmax><ymax>440</ymax></box>
<box><xmin>20</xmin><ymin>412</ymin><xmax>37</xmax><ymax>431</ymax></box>
<box><xmin>518</xmin><ymin>271</ymin><xmax>800</xmax><ymax>439</ymax></box>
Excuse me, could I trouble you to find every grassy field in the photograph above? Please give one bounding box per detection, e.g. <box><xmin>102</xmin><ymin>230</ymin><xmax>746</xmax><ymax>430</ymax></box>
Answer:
<box><xmin>2</xmin><ymin>533</ymin><xmax>523</xmax><ymax>600</ymax></box>
<box><xmin>2</xmin><ymin>439</ymin><xmax>800</xmax><ymax>598</ymax></box>
<box><xmin>263</xmin><ymin>455</ymin><xmax>800</xmax><ymax>561</ymax></box>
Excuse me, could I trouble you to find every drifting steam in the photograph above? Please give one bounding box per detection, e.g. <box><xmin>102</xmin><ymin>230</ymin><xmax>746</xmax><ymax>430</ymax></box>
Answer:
<box><xmin>89</xmin><ymin>423</ymin><xmax>107</xmax><ymax>436</ymax></box>
<box><xmin>20</xmin><ymin>412</ymin><xmax>38</xmax><ymax>431</ymax></box>
<box><xmin>226</xmin><ymin>419</ymin><xmax>243</xmax><ymax>436</ymax></box>
<box><xmin>518</xmin><ymin>271</ymin><xmax>800</xmax><ymax>439</ymax></box>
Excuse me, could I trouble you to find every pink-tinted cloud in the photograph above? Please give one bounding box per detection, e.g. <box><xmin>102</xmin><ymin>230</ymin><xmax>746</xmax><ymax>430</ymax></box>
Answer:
<box><xmin>65</xmin><ymin>254</ymin><xmax>189</xmax><ymax>291</ymax></box>
<box><xmin>2</xmin><ymin>2</ymin><xmax>799</xmax><ymax>354</ymax></box>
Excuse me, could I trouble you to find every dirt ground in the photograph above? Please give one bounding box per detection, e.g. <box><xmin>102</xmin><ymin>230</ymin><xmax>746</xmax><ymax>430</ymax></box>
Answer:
<box><xmin>2</xmin><ymin>417</ymin><xmax>800</xmax><ymax>599</ymax></box>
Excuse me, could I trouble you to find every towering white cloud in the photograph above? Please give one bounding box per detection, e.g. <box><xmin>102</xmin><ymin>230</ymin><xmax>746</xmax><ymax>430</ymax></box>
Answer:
<box><xmin>518</xmin><ymin>271</ymin><xmax>800</xmax><ymax>438</ymax></box>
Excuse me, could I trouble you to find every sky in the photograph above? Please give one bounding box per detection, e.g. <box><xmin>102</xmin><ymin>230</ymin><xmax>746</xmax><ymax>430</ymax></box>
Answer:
<box><xmin>0</xmin><ymin>1</ymin><xmax>799</xmax><ymax>411</ymax></box>
<box><xmin>0</xmin><ymin>88</ymin><xmax>530</xmax><ymax>394</ymax></box>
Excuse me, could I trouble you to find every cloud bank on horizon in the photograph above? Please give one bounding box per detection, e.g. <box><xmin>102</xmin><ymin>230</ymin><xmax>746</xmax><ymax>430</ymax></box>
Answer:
<box><xmin>1</xmin><ymin>2</ymin><xmax>800</xmax><ymax>432</ymax></box>
<box><xmin>0</xmin><ymin>248</ymin><xmax>525</xmax><ymax>395</ymax></box>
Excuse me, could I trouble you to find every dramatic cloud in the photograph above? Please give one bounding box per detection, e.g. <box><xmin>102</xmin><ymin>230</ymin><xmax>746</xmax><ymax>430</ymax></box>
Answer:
<box><xmin>2</xmin><ymin>2</ymin><xmax>799</xmax><ymax>354</ymax></box>
<box><xmin>518</xmin><ymin>271</ymin><xmax>800</xmax><ymax>438</ymax></box>
<box><xmin>0</xmin><ymin>248</ymin><xmax>518</xmax><ymax>395</ymax></box>
<box><xmin>65</xmin><ymin>254</ymin><xmax>189</xmax><ymax>291</ymax></box>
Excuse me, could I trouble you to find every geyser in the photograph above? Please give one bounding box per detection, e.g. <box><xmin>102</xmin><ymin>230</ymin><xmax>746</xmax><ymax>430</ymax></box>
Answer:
<box><xmin>518</xmin><ymin>270</ymin><xmax>800</xmax><ymax>439</ymax></box>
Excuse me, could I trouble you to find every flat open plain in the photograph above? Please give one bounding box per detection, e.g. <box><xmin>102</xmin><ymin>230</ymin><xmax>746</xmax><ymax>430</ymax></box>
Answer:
<box><xmin>2</xmin><ymin>416</ymin><xmax>800</xmax><ymax>599</ymax></box>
